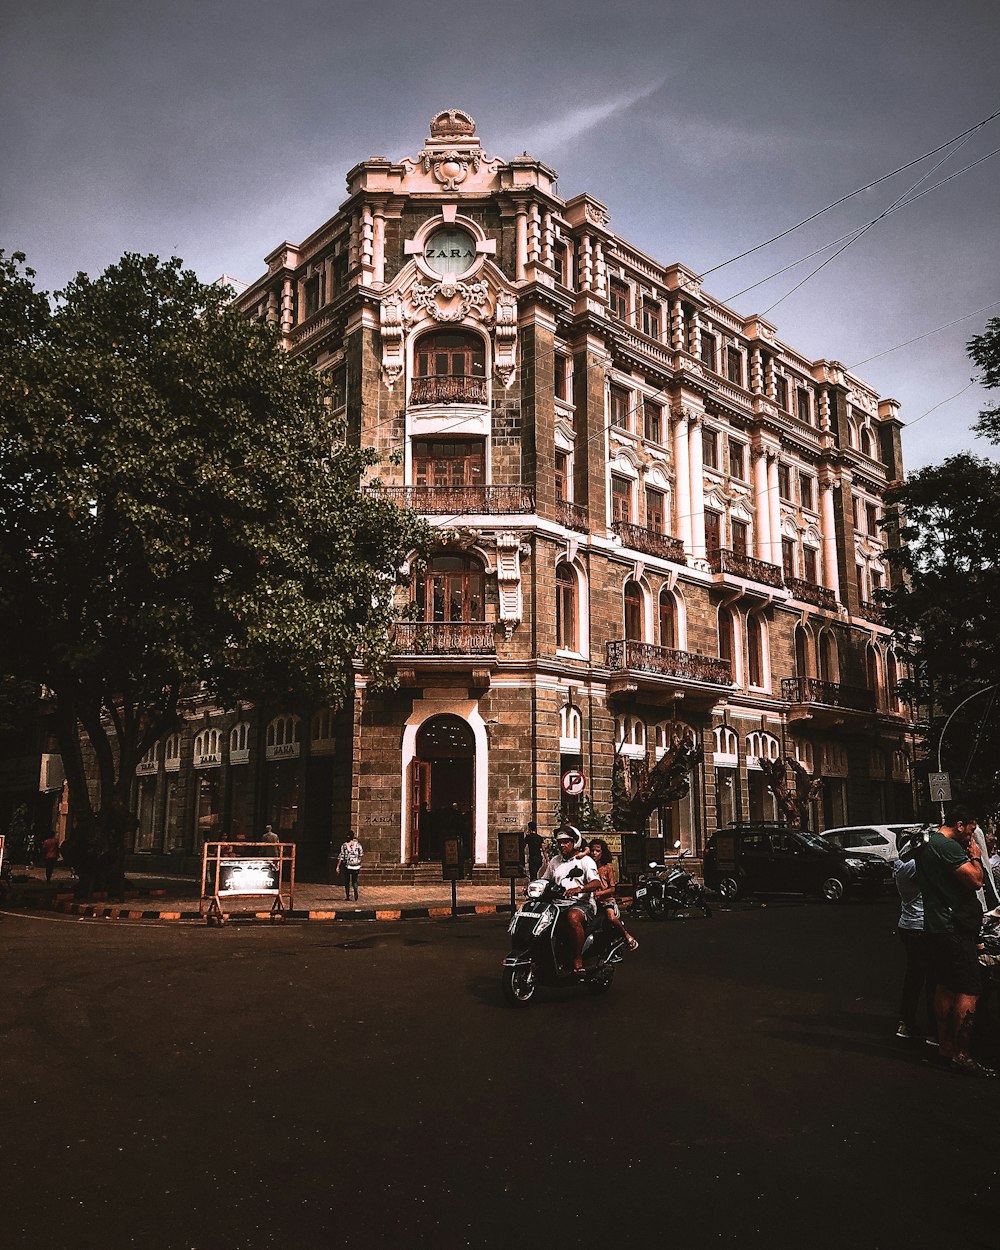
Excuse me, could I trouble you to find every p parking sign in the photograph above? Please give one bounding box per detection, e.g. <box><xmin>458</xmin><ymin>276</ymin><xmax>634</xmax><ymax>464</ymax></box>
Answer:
<box><xmin>561</xmin><ymin>769</ymin><xmax>586</xmax><ymax>796</ymax></box>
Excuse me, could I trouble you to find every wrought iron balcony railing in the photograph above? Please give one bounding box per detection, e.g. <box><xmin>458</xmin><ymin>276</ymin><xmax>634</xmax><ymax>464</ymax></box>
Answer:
<box><xmin>785</xmin><ymin>577</ymin><xmax>838</xmax><ymax>611</ymax></box>
<box><xmin>707</xmin><ymin>548</ymin><xmax>785</xmax><ymax>588</ymax></box>
<box><xmin>393</xmin><ymin>622</ymin><xmax>497</xmax><ymax>656</ymax></box>
<box><xmin>859</xmin><ymin>599</ymin><xmax>888</xmax><ymax>625</ymax></box>
<box><xmin>606</xmin><ymin>639</ymin><xmax>732</xmax><ymax>686</ymax></box>
<box><xmin>375</xmin><ymin>485</ymin><xmax>535</xmax><ymax>514</ymax></box>
<box><xmin>781</xmin><ymin>676</ymin><xmax>876</xmax><ymax>712</ymax></box>
<box><xmin>409</xmin><ymin>375</ymin><xmax>488</xmax><ymax>405</ymax></box>
<box><xmin>612</xmin><ymin>520</ymin><xmax>686</xmax><ymax>564</ymax></box>
<box><xmin>556</xmin><ymin>500</ymin><xmax>589</xmax><ymax>532</ymax></box>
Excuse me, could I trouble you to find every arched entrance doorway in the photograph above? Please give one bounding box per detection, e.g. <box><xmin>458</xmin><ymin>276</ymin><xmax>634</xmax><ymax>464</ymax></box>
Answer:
<box><xmin>412</xmin><ymin>715</ymin><xmax>475</xmax><ymax>863</ymax></box>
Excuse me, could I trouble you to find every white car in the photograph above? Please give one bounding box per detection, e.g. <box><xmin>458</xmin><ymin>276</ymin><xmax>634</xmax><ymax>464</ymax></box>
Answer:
<box><xmin>818</xmin><ymin>824</ymin><xmax>921</xmax><ymax>863</ymax></box>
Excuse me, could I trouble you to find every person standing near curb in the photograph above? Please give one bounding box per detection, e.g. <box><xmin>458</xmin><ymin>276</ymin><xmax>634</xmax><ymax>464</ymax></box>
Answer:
<box><xmin>42</xmin><ymin>832</ymin><xmax>60</xmax><ymax>883</ymax></box>
<box><xmin>524</xmin><ymin>821</ymin><xmax>545</xmax><ymax>881</ymax></box>
<box><xmin>337</xmin><ymin>831</ymin><xmax>364</xmax><ymax>902</ymax></box>
<box><xmin>914</xmin><ymin>804</ymin><xmax>993</xmax><ymax>1077</ymax></box>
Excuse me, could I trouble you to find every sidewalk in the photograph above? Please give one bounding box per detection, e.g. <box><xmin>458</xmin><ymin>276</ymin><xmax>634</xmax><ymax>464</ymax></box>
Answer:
<box><xmin>4</xmin><ymin>867</ymin><xmax>521</xmax><ymax>923</ymax></box>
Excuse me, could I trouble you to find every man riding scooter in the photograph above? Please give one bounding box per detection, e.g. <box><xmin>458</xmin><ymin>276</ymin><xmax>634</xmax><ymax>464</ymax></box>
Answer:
<box><xmin>541</xmin><ymin>826</ymin><xmax>602</xmax><ymax>975</ymax></box>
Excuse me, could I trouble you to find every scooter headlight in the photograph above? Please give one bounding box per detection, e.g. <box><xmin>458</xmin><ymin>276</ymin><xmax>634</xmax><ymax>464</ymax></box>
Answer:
<box><xmin>526</xmin><ymin>880</ymin><xmax>548</xmax><ymax>899</ymax></box>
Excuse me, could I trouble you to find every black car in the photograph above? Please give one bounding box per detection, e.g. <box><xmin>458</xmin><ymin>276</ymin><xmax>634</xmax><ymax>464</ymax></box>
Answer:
<box><xmin>702</xmin><ymin>822</ymin><xmax>892</xmax><ymax>903</ymax></box>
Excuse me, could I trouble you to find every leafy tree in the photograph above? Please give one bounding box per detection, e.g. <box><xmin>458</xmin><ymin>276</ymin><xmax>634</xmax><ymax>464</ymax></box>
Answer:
<box><xmin>0</xmin><ymin>251</ymin><xmax>428</xmax><ymax>891</ymax></box>
<box><xmin>969</xmin><ymin>316</ymin><xmax>1000</xmax><ymax>442</ymax></box>
<box><xmin>883</xmin><ymin>454</ymin><xmax>1000</xmax><ymax>814</ymax></box>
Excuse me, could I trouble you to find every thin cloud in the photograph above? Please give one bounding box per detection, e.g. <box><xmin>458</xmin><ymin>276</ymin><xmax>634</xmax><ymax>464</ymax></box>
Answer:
<box><xmin>510</xmin><ymin>78</ymin><xmax>668</xmax><ymax>155</ymax></box>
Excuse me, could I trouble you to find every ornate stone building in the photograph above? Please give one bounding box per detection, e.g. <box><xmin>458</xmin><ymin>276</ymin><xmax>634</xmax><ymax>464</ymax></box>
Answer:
<box><xmin>128</xmin><ymin>110</ymin><xmax>914</xmax><ymax>877</ymax></box>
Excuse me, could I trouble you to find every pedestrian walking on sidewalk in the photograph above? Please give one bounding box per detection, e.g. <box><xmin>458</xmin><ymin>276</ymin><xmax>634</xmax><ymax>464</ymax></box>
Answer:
<box><xmin>337</xmin><ymin>832</ymin><xmax>364</xmax><ymax>901</ymax></box>
<box><xmin>42</xmin><ymin>833</ymin><xmax>60</xmax><ymax>883</ymax></box>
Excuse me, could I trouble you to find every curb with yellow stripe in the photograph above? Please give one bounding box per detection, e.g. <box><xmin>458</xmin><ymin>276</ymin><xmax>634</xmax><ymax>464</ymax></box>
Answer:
<box><xmin>15</xmin><ymin>896</ymin><xmax>514</xmax><ymax>923</ymax></box>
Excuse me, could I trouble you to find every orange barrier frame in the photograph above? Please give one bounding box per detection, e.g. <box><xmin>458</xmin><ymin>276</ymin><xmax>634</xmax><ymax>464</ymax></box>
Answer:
<box><xmin>200</xmin><ymin>841</ymin><xmax>296</xmax><ymax>926</ymax></box>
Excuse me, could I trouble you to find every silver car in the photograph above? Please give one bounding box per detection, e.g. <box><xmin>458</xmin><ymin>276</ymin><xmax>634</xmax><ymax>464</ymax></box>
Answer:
<box><xmin>818</xmin><ymin>824</ymin><xmax>920</xmax><ymax>862</ymax></box>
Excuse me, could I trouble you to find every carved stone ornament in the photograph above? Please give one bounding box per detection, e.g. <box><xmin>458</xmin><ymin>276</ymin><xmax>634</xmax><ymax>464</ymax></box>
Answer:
<box><xmin>495</xmin><ymin>531</ymin><xmax>525</xmax><ymax>637</ymax></box>
<box><xmin>584</xmin><ymin>203</ymin><xmax>611</xmax><ymax>227</ymax></box>
<box><xmin>419</xmin><ymin>146</ymin><xmax>483</xmax><ymax>190</ymax></box>
<box><xmin>493</xmin><ymin>290</ymin><xmax>517</xmax><ymax>387</ymax></box>
<box><xmin>411</xmin><ymin>280</ymin><xmax>491</xmax><ymax>323</ymax></box>
<box><xmin>379</xmin><ymin>295</ymin><xmax>405</xmax><ymax>389</ymax></box>
<box><xmin>429</xmin><ymin>109</ymin><xmax>477</xmax><ymax>140</ymax></box>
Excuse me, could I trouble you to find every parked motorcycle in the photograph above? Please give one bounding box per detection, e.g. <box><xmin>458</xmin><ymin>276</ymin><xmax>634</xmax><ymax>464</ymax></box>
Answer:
<box><xmin>634</xmin><ymin>850</ymin><xmax>713</xmax><ymax>921</ymax></box>
<box><xmin>502</xmin><ymin>879</ymin><xmax>625</xmax><ymax>1006</ymax></box>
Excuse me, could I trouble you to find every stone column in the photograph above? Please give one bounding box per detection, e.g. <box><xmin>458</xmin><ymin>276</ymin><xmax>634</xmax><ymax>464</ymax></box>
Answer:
<box><xmin>516</xmin><ymin>207</ymin><xmax>528</xmax><ymax>281</ymax></box>
<box><xmin>372</xmin><ymin>209</ymin><xmax>386</xmax><ymax>286</ymax></box>
<box><xmin>670</xmin><ymin>298</ymin><xmax>685</xmax><ymax>351</ymax></box>
<box><xmin>688</xmin><ymin>414</ymin><xmax>706</xmax><ymax>559</ymax></box>
<box><xmin>689</xmin><ymin>308</ymin><xmax>702</xmax><ymax>360</ymax></box>
<box><xmin>820</xmin><ymin>477</ymin><xmax>841</xmax><ymax>594</ymax></box>
<box><xmin>767</xmin><ymin>454</ymin><xmax>782</xmax><ymax>567</ymax></box>
<box><xmin>673</xmin><ymin>412</ymin><xmax>692</xmax><ymax>551</ymax></box>
<box><xmin>753</xmin><ymin>448</ymin><xmax>771</xmax><ymax>560</ymax></box>
<box><xmin>280</xmin><ymin>279</ymin><xmax>294</xmax><ymax>338</ymax></box>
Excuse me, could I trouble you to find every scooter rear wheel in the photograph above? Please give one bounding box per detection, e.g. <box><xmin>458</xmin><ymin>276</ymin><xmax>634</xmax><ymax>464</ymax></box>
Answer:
<box><xmin>502</xmin><ymin>965</ymin><xmax>536</xmax><ymax>1006</ymax></box>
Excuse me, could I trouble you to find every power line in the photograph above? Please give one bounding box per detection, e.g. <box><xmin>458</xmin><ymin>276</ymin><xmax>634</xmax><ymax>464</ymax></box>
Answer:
<box><xmin>905</xmin><ymin>380</ymin><xmax>977</xmax><ymax>429</ymax></box>
<box><xmin>848</xmin><ymin>300</ymin><xmax>1000</xmax><ymax>369</ymax></box>
<box><xmin>760</xmin><ymin>129</ymin><xmax>977</xmax><ymax>316</ymax></box>
<box><xmin>724</xmin><ymin>145</ymin><xmax>1000</xmax><ymax>305</ymax></box>
<box><xmin>697</xmin><ymin>106</ymin><xmax>1000</xmax><ymax>280</ymax></box>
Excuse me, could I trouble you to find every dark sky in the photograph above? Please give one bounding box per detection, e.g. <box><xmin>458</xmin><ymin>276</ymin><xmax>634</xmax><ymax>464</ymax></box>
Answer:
<box><xmin>3</xmin><ymin>0</ymin><xmax>998</xmax><ymax>469</ymax></box>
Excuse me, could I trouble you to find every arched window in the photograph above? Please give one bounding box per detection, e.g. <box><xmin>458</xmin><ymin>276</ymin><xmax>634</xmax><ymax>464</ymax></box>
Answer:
<box><xmin>866</xmin><ymin>645</ymin><xmax>881</xmax><ymax>698</ymax></box>
<box><xmin>861</xmin><ymin>425</ymin><xmax>878</xmax><ymax>459</ymax></box>
<box><xmin>718</xmin><ymin>605</ymin><xmax>736</xmax><ymax>669</ymax></box>
<box><xmin>556</xmin><ymin>563</ymin><xmax>577</xmax><ymax>650</ymax></box>
<box><xmin>267</xmin><ymin>715</ymin><xmax>301</xmax><ymax>749</ymax></box>
<box><xmin>887</xmin><ymin>650</ymin><xmax>900</xmax><ymax>710</ymax></box>
<box><xmin>414</xmin><ymin>554</ymin><xmax>486</xmax><ymax>622</ymax></box>
<box><xmin>412</xmin><ymin>330</ymin><xmax>487</xmax><ymax>404</ymax></box>
<box><xmin>793</xmin><ymin>739</ymin><xmax>814</xmax><ymax>771</ymax></box>
<box><xmin>747</xmin><ymin>613</ymin><xmax>766</xmax><ymax>688</ymax></box>
<box><xmin>559</xmin><ymin>704</ymin><xmax>582</xmax><ymax>750</ymax></box>
<box><xmin>818</xmin><ymin>630</ymin><xmax>839</xmax><ymax>683</ymax></box>
<box><xmin>624</xmin><ymin>580</ymin><xmax>644</xmax><ymax>642</ymax></box>
<box><xmin>713</xmin><ymin>725</ymin><xmax>738</xmax><ymax>759</ymax></box>
<box><xmin>794</xmin><ymin>625</ymin><xmax>810</xmax><ymax>678</ymax></box>
<box><xmin>164</xmin><ymin>733</ymin><xmax>181</xmax><ymax>773</ymax></box>
<box><xmin>230</xmin><ymin>722</ymin><xmax>250</xmax><ymax>753</ymax></box>
<box><xmin>747</xmin><ymin>731</ymin><xmax>780</xmax><ymax>764</ymax></box>
<box><xmin>616</xmin><ymin>715</ymin><xmax>646</xmax><ymax>756</ymax></box>
<box><xmin>311</xmin><ymin>708</ymin><xmax>336</xmax><ymax>754</ymax></box>
<box><xmin>193</xmin><ymin>728</ymin><xmax>221</xmax><ymax>766</ymax></box>
<box><xmin>659</xmin><ymin>587</ymin><xmax>677</xmax><ymax>649</ymax></box>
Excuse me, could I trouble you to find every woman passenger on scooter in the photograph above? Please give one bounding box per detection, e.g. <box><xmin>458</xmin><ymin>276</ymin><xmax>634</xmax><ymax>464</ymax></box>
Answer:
<box><xmin>589</xmin><ymin>839</ymin><xmax>639</xmax><ymax>952</ymax></box>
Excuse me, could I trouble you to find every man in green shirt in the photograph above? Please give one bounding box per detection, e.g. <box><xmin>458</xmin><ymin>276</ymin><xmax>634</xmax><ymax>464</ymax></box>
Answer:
<box><xmin>914</xmin><ymin>804</ymin><xmax>992</xmax><ymax>1076</ymax></box>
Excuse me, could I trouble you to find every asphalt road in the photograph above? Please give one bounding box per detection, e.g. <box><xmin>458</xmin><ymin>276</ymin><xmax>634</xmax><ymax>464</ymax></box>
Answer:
<box><xmin>2</xmin><ymin>898</ymin><xmax>997</xmax><ymax>1250</ymax></box>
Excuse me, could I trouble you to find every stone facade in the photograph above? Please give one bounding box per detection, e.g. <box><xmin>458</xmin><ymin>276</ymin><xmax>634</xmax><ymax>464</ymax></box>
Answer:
<box><xmin>126</xmin><ymin>110</ymin><xmax>915</xmax><ymax>879</ymax></box>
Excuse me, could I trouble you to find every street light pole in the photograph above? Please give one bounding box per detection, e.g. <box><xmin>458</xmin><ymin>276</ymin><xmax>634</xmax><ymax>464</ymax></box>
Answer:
<box><xmin>936</xmin><ymin>684</ymin><xmax>998</xmax><ymax>822</ymax></box>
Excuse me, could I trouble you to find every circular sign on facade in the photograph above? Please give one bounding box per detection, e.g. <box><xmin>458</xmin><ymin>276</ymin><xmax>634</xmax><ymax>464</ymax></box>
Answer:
<box><xmin>423</xmin><ymin>226</ymin><xmax>478</xmax><ymax>277</ymax></box>
<box><xmin>561</xmin><ymin>769</ymin><xmax>587</xmax><ymax>796</ymax></box>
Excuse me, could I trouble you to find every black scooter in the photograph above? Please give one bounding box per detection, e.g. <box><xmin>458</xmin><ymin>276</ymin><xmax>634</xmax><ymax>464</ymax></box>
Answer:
<box><xmin>634</xmin><ymin>848</ymin><xmax>713</xmax><ymax>920</ymax></box>
<box><xmin>502</xmin><ymin>878</ymin><xmax>625</xmax><ymax>1006</ymax></box>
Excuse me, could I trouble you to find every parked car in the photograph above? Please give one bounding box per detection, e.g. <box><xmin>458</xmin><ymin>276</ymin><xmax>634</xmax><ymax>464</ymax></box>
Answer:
<box><xmin>817</xmin><ymin>824</ymin><xmax>920</xmax><ymax>863</ymax></box>
<box><xmin>703</xmin><ymin>821</ymin><xmax>893</xmax><ymax>903</ymax></box>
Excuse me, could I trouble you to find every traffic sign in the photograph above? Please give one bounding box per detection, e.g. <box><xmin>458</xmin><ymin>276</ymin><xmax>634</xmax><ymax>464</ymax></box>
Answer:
<box><xmin>561</xmin><ymin>768</ymin><xmax>586</xmax><ymax>796</ymax></box>
<box><xmin>928</xmin><ymin>772</ymin><xmax>952</xmax><ymax>803</ymax></box>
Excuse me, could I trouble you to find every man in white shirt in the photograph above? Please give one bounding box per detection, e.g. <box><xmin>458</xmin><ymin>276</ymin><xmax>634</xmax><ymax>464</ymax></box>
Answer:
<box><xmin>542</xmin><ymin>827</ymin><xmax>601</xmax><ymax>974</ymax></box>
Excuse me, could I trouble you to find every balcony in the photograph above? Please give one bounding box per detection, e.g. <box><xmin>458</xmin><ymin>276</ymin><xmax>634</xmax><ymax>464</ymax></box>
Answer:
<box><xmin>782</xmin><ymin>676</ymin><xmax>876</xmax><ymax>713</ymax></box>
<box><xmin>375</xmin><ymin>485</ymin><xmax>535</xmax><ymax>515</ymax></box>
<box><xmin>613</xmin><ymin>520</ymin><xmax>686</xmax><ymax>564</ymax></box>
<box><xmin>409</xmin><ymin>375</ymin><xmax>488</xmax><ymax>406</ymax></box>
<box><xmin>707</xmin><ymin>548</ymin><xmax>784</xmax><ymax>589</ymax></box>
<box><xmin>606</xmin><ymin>639</ymin><xmax>733</xmax><ymax>693</ymax></box>
<box><xmin>557</xmin><ymin>500</ymin><xmax>589</xmax><ymax>533</ymax></box>
<box><xmin>859</xmin><ymin>599</ymin><xmax>888</xmax><ymax>626</ymax></box>
<box><xmin>785</xmin><ymin>577</ymin><xmax>838</xmax><ymax>611</ymax></box>
<box><xmin>392</xmin><ymin>622</ymin><xmax>497</xmax><ymax>656</ymax></box>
